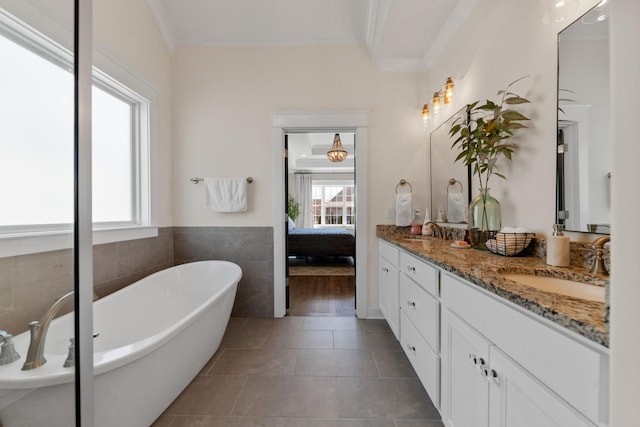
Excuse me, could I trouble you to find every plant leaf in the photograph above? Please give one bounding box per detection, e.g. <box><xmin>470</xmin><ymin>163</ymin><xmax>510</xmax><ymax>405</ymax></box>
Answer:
<box><xmin>501</xmin><ymin>110</ymin><xmax>530</xmax><ymax>121</ymax></box>
<box><xmin>504</xmin><ymin>96</ymin><xmax>530</xmax><ymax>105</ymax></box>
<box><xmin>494</xmin><ymin>172</ymin><xmax>507</xmax><ymax>180</ymax></box>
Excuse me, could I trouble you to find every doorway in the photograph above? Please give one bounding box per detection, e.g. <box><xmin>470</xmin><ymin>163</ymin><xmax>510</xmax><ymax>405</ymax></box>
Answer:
<box><xmin>271</xmin><ymin>111</ymin><xmax>368</xmax><ymax>318</ymax></box>
<box><xmin>285</xmin><ymin>132</ymin><xmax>356</xmax><ymax>316</ymax></box>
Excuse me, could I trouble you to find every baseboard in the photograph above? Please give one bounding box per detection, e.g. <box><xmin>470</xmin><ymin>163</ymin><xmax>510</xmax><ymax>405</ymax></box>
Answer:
<box><xmin>366</xmin><ymin>307</ymin><xmax>384</xmax><ymax>319</ymax></box>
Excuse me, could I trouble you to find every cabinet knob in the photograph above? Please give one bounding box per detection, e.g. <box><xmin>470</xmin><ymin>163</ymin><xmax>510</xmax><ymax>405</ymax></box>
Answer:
<box><xmin>382</xmin><ymin>267</ymin><xmax>389</xmax><ymax>273</ymax></box>
<box><xmin>483</xmin><ymin>367</ymin><xmax>499</xmax><ymax>384</ymax></box>
<box><xmin>406</xmin><ymin>300</ymin><xmax>416</xmax><ymax>308</ymax></box>
<box><xmin>406</xmin><ymin>344</ymin><xmax>416</xmax><ymax>352</ymax></box>
<box><xmin>407</xmin><ymin>266</ymin><xmax>416</xmax><ymax>272</ymax></box>
<box><xmin>469</xmin><ymin>354</ymin><xmax>486</xmax><ymax>369</ymax></box>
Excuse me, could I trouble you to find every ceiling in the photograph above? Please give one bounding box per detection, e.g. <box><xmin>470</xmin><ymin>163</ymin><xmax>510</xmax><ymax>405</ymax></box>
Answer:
<box><xmin>146</xmin><ymin>0</ymin><xmax>477</xmax><ymax>71</ymax></box>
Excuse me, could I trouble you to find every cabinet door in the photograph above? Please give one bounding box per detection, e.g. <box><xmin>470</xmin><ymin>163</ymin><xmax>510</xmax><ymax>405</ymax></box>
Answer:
<box><xmin>488</xmin><ymin>348</ymin><xmax>597</xmax><ymax>427</ymax></box>
<box><xmin>379</xmin><ymin>256</ymin><xmax>399</xmax><ymax>339</ymax></box>
<box><xmin>441</xmin><ymin>309</ymin><xmax>490</xmax><ymax>427</ymax></box>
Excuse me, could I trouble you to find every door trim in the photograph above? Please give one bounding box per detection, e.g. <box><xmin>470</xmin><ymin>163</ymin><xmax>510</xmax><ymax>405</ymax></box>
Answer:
<box><xmin>272</xmin><ymin>111</ymin><xmax>368</xmax><ymax>318</ymax></box>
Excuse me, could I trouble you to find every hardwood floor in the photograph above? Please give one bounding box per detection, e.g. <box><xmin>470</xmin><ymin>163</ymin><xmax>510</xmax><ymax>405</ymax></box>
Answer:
<box><xmin>288</xmin><ymin>275</ymin><xmax>356</xmax><ymax>316</ymax></box>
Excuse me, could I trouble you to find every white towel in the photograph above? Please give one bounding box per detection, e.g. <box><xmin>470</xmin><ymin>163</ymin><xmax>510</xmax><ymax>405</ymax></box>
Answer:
<box><xmin>204</xmin><ymin>178</ymin><xmax>247</xmax><ymax>212</ymax></box>
<box><xmin>447</xmin><ymin>191</ymin><xmax>467</xmax><ymax>223</ymax></box>
<box><xmin>395</xmin><ymin>193</ymin><xmax>413</xmax><ymax>226</ymax></box>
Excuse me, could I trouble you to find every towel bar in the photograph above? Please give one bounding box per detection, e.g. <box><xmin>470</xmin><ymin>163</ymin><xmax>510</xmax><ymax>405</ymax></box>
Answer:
<box><xmin>191</xmin><ymin>177</ymin><xmax>254</xmax><ymax>184</ymax></box>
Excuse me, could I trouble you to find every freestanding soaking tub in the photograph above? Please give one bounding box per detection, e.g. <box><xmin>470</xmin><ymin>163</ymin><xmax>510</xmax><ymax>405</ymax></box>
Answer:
<box><xmin>0</xmin><ymin>260</ymin><xmax>241</xmax><ymax>427</ymax></box>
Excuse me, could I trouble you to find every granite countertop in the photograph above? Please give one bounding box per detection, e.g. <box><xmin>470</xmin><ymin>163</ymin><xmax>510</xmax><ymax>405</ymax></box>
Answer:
<box><xmin>377</xmin><ymin>225</ymin><xmax>609</xmax><ymax>348</ymax></box>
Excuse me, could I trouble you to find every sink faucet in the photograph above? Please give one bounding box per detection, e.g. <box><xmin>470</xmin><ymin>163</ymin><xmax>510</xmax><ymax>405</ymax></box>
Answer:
<box><xmin>22</xmin><ymin>291</ymin><xmax>75</xmax><ymax>371</ymax></box>
<box><xmin>590</xmin><ymin>236</ymin><xmax>611</xmax><ymax>276</ymax></box>
<box><xmin>424</xmin><ymin>221</ymin><xmax>443</xmax><ymax>239</ymax></box>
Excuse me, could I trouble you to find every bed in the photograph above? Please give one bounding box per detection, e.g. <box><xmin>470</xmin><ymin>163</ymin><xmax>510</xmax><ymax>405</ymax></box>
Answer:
<box><xmin>287</xmin><ymin>227</ymin><xmax>355</xmax><ymax>258</ymax></box>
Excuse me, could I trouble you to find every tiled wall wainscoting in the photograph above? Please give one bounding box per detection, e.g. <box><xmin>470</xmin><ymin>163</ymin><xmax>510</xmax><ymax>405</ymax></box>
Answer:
<box><xmin>0</xmin><ymin>227</ymin><xmax>274</xmax><ymax>335</ymax></box>
<box><xmin>93</xmin><ymin>227</ymin><xmax>174</xmax><ymax>299</ymax></box>
<box><xmin>0</xmin><ymin>248</ymin><xmax>74</xmax><ymax>336</ymax></box>
<box><xmin>173</xmin><ymin>227</ymin><xmax>274</xmax><ymax>318</ymax></box>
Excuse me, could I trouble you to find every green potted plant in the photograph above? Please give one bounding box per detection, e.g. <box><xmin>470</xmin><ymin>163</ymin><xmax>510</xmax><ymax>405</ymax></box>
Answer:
<box><xmin>448</xmin><ymin>76</ymin><xmax>531</xmax><ymax>249</ymax></box>
<box><xmin>288</xmin><ymin>194</ymin><xmax>300</xmax><ymax>222</ymax></box>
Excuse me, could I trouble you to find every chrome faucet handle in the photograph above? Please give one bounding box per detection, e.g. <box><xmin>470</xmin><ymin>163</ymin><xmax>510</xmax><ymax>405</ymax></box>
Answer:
<box><xmin>63</xmin><ymin>338</ymin><xmax>75</xmax><ymax>368</ymax></box>
<box><xmin>0</xmin><ymin>330</ymin><xmax>21</xmax><ymax>365</ymax></box>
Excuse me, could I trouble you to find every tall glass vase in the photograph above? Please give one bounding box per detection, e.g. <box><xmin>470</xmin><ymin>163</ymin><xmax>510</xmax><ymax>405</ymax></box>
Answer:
<box><xmin>468</xmin><ymin>188</ymin><xmax>501</xmax><ymax>249</ymax></box>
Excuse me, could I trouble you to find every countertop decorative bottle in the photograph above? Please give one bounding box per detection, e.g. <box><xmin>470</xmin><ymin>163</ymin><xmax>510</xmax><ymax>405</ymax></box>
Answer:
<box><xmin>546</xmin><ymin>224</ymin><xmax>570</xmax><ymax>267</ymax></box>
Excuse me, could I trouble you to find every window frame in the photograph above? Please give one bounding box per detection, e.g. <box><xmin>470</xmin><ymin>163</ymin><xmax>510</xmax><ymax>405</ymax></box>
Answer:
<box><xmin>0</xmin><ymin>9</ymin><xmax>158</xmax><ymax>257</ymax></box>
<box><xmin>311</xmin><ymin>180</ymin><xmax>355</xmax><ymax>228</ymax></box>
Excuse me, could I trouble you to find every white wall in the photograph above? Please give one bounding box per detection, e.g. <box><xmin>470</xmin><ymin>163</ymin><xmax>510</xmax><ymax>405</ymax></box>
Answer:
<box><xmin>422</xmin><ymin>0</ymin><xmax>606</xmax><ymax>235</ymax></box>
<box><xmin>610</xmin><ymin>1</ymin><xmax>640</xmax><ymax>424</ymax></box>
<box><xmin>171</xmin><ymin>43</ymin><xmax>429</xmax><ymax>308</ymax></box>
<box><xmin>171</xmin><ymin>44</ymin><xmax>428</xmax><ymax>226</ymax></box>
<box><xmin>93</xmin><ymin>0</ymin><xmax>173</xmax><ymax>227</ymax></box>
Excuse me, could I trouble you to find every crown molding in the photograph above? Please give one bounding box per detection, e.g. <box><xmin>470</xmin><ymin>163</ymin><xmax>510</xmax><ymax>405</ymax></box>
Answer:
<box><xmin>145</xmin><ymin>0</ymin><xmax>176</xmax><ymax>52</ymax></box>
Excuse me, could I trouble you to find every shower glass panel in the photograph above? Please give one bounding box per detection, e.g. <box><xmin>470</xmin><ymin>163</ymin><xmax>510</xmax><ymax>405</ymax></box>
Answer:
<box><xmin>0</xmin><ymin>1</ymin><xmax>86</xmax><ymax>425</ymax></box>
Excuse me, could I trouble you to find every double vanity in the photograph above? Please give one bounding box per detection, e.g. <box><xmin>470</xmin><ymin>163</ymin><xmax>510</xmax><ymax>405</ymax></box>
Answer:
<box><xmin>377</xmin><ymin>225</ymin><xmax>609</xmax><ymax>427</ymax></box>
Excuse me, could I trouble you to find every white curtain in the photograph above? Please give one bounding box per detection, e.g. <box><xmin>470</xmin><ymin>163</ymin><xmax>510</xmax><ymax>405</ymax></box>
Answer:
<box><xmin>295</xmin><ymin>173</ymin><xmax>313</xmax><ymax>228</ymax></box>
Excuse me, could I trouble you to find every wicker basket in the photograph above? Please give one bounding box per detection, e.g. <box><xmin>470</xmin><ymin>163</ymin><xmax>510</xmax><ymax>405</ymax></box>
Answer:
<box><xmin>486</xmin><ymin>232</ymin><xmax>535</xmax><ymax>256</ymax></box>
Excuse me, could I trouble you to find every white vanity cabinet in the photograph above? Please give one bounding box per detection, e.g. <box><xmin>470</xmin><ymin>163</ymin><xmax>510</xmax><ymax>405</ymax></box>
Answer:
<box><xmin>378</xmin><ymin>238</ymin><xmax>609</xmax><ymax>427</ymax></box>
<box><xmin>378</xmin><ymin>240</ymin><xmax>400</xmax><ymax>338</ymax></box>
<box><xmin>440</xmin><ymin>272</ymin><xmax>608</xmax><ymax>427</ymax></box>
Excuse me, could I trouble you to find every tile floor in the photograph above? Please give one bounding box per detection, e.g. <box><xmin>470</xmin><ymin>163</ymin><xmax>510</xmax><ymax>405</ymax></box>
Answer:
<box><xmin>153</xmin><ymin>316</ymin><xmax>444</xmax><ymax>427</ymax></box>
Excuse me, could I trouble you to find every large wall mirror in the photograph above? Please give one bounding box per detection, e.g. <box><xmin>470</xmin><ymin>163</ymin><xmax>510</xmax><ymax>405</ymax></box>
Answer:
<box><xmin>557</xmin><ymin>0</ymin><xmax>610</xmax><ymax>234</ymax></box>
<box><xmin>429</xmin><ymin>107</ymin><xmax>470</xmax><ymax>224</ymax></box>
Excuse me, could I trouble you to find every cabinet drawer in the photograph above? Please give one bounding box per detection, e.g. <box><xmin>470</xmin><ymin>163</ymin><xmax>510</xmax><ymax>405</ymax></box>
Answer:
<box><xmin>379</xmin><ymin>240</ymin><xmax>399</xmax><ymax>265</ymax></box>
<box><xmin>400</xmin><ymin>273</ymin><xmax>440</xmax><ymax>352</ymax></box>
<box><xmin>400</xmin><ymin>251</ymin><xmax>439</xmax><ymax>296</ymax></box>
<box><xmin>401</xmin><ymin>311</ymin><xmax>440</xmax><ymax>408</ymax></box>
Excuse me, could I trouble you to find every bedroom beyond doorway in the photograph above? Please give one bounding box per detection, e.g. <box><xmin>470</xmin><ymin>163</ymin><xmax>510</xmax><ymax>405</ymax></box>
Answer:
<box><xmin>285</xmin><ymin>131</ymin><xmax>356</xmax><ymax>316</ymax></box>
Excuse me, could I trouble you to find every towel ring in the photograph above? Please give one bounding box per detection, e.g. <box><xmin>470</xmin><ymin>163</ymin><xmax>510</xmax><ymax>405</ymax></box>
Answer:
<box><xmin>447</xmin><ymin>178</ymin><xmax>463</xmax><ymax>194</ymax></box>
<box><xmin>395</xmin><ymin>179</ymin><xmax>412</xmax><ymax>194</ymax></box>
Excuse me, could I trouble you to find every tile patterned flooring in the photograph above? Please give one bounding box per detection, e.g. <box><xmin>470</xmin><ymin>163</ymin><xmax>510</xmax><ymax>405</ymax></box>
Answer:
<box><xmin>153</xmin><ymin>316</ymin><xmax>444</xmax><ymax>427</ymax></box>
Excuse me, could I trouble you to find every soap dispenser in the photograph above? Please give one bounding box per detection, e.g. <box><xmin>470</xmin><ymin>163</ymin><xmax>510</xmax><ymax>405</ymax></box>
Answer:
<box><xmin>546</xmin><ymin>224</ymin><xmax>570</xmax><ymax>267</ymax></box>
<box><xmin>410</xmin><ymin>209</ymin><xmax>422</xmax><ymax>235</ymax></box>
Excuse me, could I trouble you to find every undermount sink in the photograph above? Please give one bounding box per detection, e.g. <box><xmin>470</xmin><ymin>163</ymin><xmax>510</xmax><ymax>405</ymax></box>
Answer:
<box><xmin>503</xmin><ymin>274</ymin><xmax>606</xmax><ymax>303</ymax></box>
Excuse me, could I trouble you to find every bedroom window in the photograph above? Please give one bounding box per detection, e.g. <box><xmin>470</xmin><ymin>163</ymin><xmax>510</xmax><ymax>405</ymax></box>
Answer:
<box><xmin>312</xmin><ymin>184</ymin><xmax>355</xmax><ymax>227</ymax></box>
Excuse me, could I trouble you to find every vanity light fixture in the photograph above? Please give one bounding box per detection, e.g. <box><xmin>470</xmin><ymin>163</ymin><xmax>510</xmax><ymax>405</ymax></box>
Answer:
<box><xmin>422</xmin><ymin>77</ymin><xmax>455</xmax><ymax>128</ymax></box>
<box><xmin>422</xmin><ymin>104</ymin><xmax>430</xmax><ymax>126</ymax></box>
<box><xmin>444</xmin><ymin>77</ymin><xmax>454</xmax><ymax>105</ymax></box>
<box><xmin>327</xmin><ymin>133</ymin><xmax>348</xmax><ymax>162</ymax></box>
<box><xmin>432</xmin><ymin>92</ymin><xmax>441</xmax><ymax>113</ymax></box>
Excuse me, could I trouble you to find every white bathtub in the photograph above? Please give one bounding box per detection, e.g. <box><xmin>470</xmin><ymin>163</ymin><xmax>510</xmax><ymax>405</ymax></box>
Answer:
<box><xmin>0</xmin><ymin>260</ymin><xmax>241</xmax><ymax>427</ymax></box>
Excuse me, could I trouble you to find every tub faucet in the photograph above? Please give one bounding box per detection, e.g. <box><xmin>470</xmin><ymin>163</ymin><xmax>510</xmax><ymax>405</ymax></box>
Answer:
<box><xmin>22</xmin><ymin>291</ymin><xmax>75</xmax><ymax>371</ymax></box>
<box><xmin>589</xmin><ymin>236</ymin><xmax>611</xmax><ymax>276</ymax></box>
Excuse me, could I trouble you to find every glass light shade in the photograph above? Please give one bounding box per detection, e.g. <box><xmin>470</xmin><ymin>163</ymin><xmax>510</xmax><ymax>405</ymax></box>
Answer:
<box><xmin>327</xmin><ymin>133</ymin><xmax>348</xmax><ymax>162</ymax></box>
<box><xmin>422</xmin><ymin>104</ymin><xmax>430</xmax><ymax>126</ymax></box>
<box><xmin>432</xmin><ymin>92</ymin><xmax>441</xmax><ymax>112</ymax></box>
<box><xmin>444</xmin><ymin>77</ymin><xmax>454</xmax><ymax>105</ymax></box>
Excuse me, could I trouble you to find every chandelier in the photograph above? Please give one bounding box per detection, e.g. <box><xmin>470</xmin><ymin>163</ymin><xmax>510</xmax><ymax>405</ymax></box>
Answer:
<box><xmin>327</xmin><ymin>133</ymin><xmax>348</xmax><ymax>162</ymax></box>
